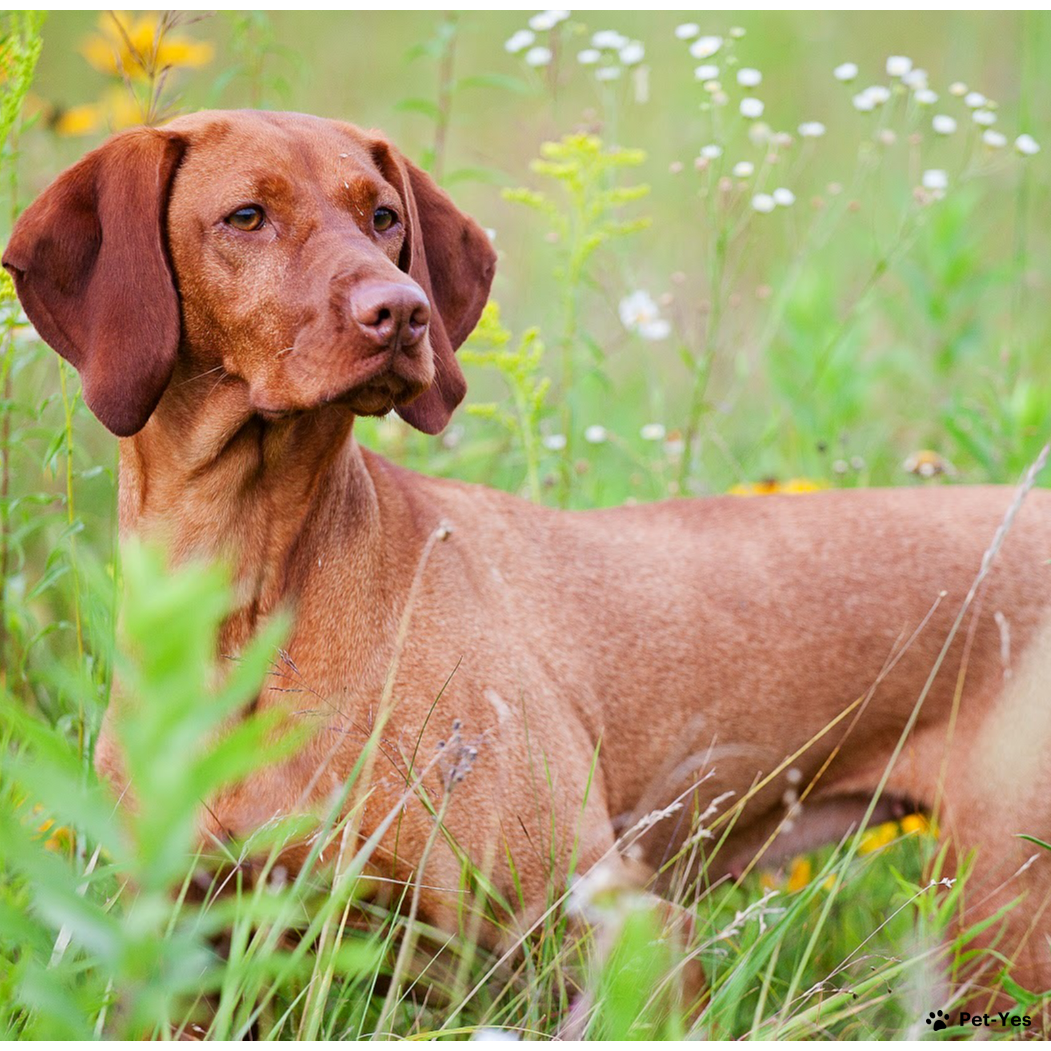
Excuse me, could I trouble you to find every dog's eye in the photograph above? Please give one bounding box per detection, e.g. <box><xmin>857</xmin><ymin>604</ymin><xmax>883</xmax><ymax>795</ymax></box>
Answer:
<box><xmin>226</xmin><ymin>205</ymin><xmax>266</xmax><ymax>232</ymax></box>
<box><xmin>373</xmin><ymin>207</ymin><xmax>397</xmax><ymax>233</ymax></box>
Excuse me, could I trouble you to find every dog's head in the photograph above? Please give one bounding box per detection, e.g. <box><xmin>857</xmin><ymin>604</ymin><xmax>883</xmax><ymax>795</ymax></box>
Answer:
<box><xmin>2</xmin><ymin>110</ymin><xmax>497</xmax><ymax>436</ymax></box>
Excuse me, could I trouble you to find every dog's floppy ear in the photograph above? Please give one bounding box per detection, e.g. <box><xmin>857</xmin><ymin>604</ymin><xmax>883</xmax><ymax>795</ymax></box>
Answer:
<box><xmin>372</xmin><ymin>140</ymin><xmax>497</xmax><ymax>435</ymax></box>
<box><xmin>2</xmin><ymin>127</ymin><xmax>186</xmax><ymax>437</ymax></box>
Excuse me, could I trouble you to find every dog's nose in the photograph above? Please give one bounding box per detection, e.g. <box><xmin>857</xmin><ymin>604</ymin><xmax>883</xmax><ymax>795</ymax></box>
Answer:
<box><xmin>350</xmin><ymin>282</ymin><xmax>430</xmax><ymax>351</ymax></box>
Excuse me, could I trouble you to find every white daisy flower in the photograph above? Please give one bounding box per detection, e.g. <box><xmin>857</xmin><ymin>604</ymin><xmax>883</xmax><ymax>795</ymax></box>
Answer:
<box><xmin>730</xmin><ymin>26</ymin><xmax>746</xmax><ymax>38</ymax></box>
<box><xmin>690</xmin><ymin>35</ymin><xmax>722</xmax><ymax>59</ymax></box>
<box><xmin>972</xmin><ymin>109</ymin><xmax>996</xmax><ymax>126</ymax></box>
<box><xmin>902</xmin><ymin>68</ymin><xmax>928</xmax><ymax>89</ymax></box>
<box><xmin>595</xmin><ymin>65</ymin><xmax>621</xmax><ymax>81</ymax></box>
<box><xmin>732</xmin><ymin>160</ymin><xmax>754</xmax><ymax>177</ymax></box>
<box><xmin>675</xmin><ymin>22</ymin><xmax>699</xmax><ymax>40</ymax></box>
<box><xmin>585</xmin><ymin>425</ymin><xmax>608</xmax><ymax>444</ymax></box>
<box><xmin>751</xmin><ymin>193</ymin><xmax>776</xmax><ymax>213</ymax></box>
<box><xmin>619</xmin><ymin>291</ymin><xmax>669</xmax><ymax>341</ymax></box>
<box><xmin>921</xmin><ymin>168</ymin><xmax>948</xmax><ymax>191</ymax></box>
<box><xmin>963</xmin><ymin>90</ymin><xmax>986</xmax><ymax>108</ymax></box>
<box><xmin>853</xmin><ymin>92</ymin><xmax>875</xmax><ymax>112</ymax></box>
<box><xmin>619</xmin><ymin>41</ymin><xmax>644</xmax><ymax>65</ymax></box>
<box><xmin>886</xmin><ymin>55</ymin><xmax>912</xmax><ymax>77</ymax></box>
<box><xmin>798</xmin><ymin>121</ymin><xmax>826</xmax><ymax>137</ymax></box>
<box><xmin>865</xmin><ymin>85</ymin><xmax>891</xmax><ymax>105</ymax></box>
<box><xmin>640</xmin><ymin>423</ymin><xmax>666</xmax><ymax>441</ymax></box>
<box><xmin>740</xmin><ymin>97</ymin><xmax>764</xmax><ymax>119</ymax></box>
<box><xmin>577</xmin><ymin>48</ymin><xmax>600</xmax><ymax>64</ymax></box>
<box><xmin>737</xmin><ymin>67</ymin><xmax>762</xmax><ymax>87</ymax></box>
<box><xmin>772</xmin><ymin>187</ymin><xmax>795</xmax><ymax>206</ymax></box>
<box><xmin>1016</xmin><ymin>133</ymin><xmax>1040</xmax><ymax>156</ymax></box>
<box><xmin>525</xmin><ymin>46</ymin><xmax>553</xmax><ymax>67</ymax></box>
<box><xmin>592</xmin><ymin>29</ymin><xmax>627</xmax><ymax>49</ymax></box>
<box><xmin>914</xmin><ymin>88</ymin><xmax>937</xmax><ymax>105</ymax></box>
<box><xmin>932</xmin><ymin>114</ymin><xmax>957</xmax><ymax>135</ymax></box>
<box><xmin>834</xmin><ymin>62</ymin><xmax>859</xmax><ymax>82</ymax></box>
<box><xmin>529</xmin><ymin>11</ymin><xmax>557</xmax><ymax>31</ymax></box>
<box><xmin>505</xmin><ymin>29</ymin><xmax>535</xmax><ymax>54</ymax></box>
<box><xmin>982</xmin><ymin>129</ymin><xmax>1006</xmax><ymax>148</ymax></box>
<box><xmin>948</xmin><ymin>81</ymin><xmax>967</xmax><ymax>96</ymax></box>
<box><xmin>543</xmin><ymin>433</ymin><xmax>567</xmax><ymax>451</ymax></box>
<box><xmin>700</xmin><ymin>143</ymin><xmax>723</xmax><ymax>159</ymax></box>
<box><xmin>694</xmin><ymin>63</ymin><xmax>719</xmax><ymax>80</ymax></box>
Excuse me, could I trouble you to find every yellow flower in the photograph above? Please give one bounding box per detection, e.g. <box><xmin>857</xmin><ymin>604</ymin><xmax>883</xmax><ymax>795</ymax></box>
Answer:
<box><xmin>55</xmin><ymin>102</ymin><xmax>103</xmax><ymax>136</ymax></box>
<box><xmin>728</xmin><ymin>477</ymin><xmax>827</xmax><ymax>497</ymax></box>
<box><xmin>858</xmin><ymin>820</ymin><xmax>899</xmax><ymax>855</ymax></box>
<box><xmin>80</xmin><ymin>11</ymin><xmax>213</xmax><ymax>81</ymax></box>
<box><xmin>786</xmin><ymin>856</ymin><xmax>812</xmax><ymax>892</ymax></box>
<box><xmin>55</xmin><ymin>87</ymin><xmax>145</xmax><ymax>137</ymax></box>
<box><xmin>900</xmin><ymin>812</ymin><xmax>937</xmax><ymax>838</ymax></box>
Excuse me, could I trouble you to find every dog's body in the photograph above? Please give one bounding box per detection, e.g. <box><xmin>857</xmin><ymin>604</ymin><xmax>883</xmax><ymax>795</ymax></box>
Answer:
<box><xmin>6</xmin><ymin>110</ymin><xmax>1051</xmax><ymax>1003</ymax></box>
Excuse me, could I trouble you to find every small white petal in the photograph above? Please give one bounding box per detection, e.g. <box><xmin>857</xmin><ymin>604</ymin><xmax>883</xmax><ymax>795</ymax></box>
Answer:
<box><xmin>524</xmin><ymin>45</ymin><xmax>552</xmax><ymax>67</ymax></box>
<box><xmin>865</xmin><ymin>85</ymin><xmax>890</xmax><ymax>104</ymax></box>
<box><xmin>902</xmin><ymin>68</ymin><xmax>928</xmax><ymax>89</ymax></box>
<box><xmin>675</xmin><ymin>22</ymin><xmax>699</xmax><ymax>39</ymax></box>
<box><xmin>504</xmin><ymin>29</ymin><xmax>535</xmax><ymax>53</ymax></box>
<box><xmin>972</xmin><ymin>109</ymin><xmax>996</xmax><ymax>126</ymax></box>
<box><xmin>732</xmin><ymin>160</ymin><xmax>754</xmax><ymax>177</ymax></box>
<box><xmin>592</xmin><ymin>29</ymin><xmax>627</xmax><ymax>49</ymax></box>
<box><xmin>913</xmin><ymin>88</ymin><xmax>937</xmax><ymax>105</ymax></box>
<box><xmin>751</xmin><ymin>192</ymin><xmax>776</xmax><ymax>213</ymax></box>
<box><xmin>700</xmin><ymin>143</ymin><xmax>723</xmax><ymax>159</ymax></box>
<box><xmin>641</xmin><ymin>423</ymin><xmax>666</xmax><ymax>441</ymax></box>
<box><xmin>798</xmin><ymin>121</ymin><xmax>826</xmax><ymax>138</ymax></box>
<box><xmin>1016</xmin><ymin>133</ymin><xmax>1040</xmax><ymax>156</ymax></box>
<box><xmin>585</xmin><ymin>425</ymin><xmax>608</xmax><ymax>444</ymax></box>
<box><xmin>949</xmin><ymin>81</ymin><xmax>968</xmax><ymax>96</ymax></box>
<box><xmin>594</xmin><ymin>65</ymin><xmax>621</xmax><ymax>81</ymax></box>
<box><xmin>577</xmin><ymin>48</ymin><xmax>600</xmax><ymax>64</ymax></box>
<box><xmin>638</xmin><ymin>319</ymin><xmax>670</xmax><ymax>341</ymax></box>
<box><xmin>689</xmin><ymin>35</ymin><xmax>722</xmax><ymax>59</ymax></box>
<box><xmin>886</xmin><ymin>55</ymin><xmax>912</xmax><ymax>77</ymax></box>
<box><xmin>964</xmin><ymin>90</ymin><xmax>986</xmax><ymax>108</ymax></box>
<box><xmin>834</xmin><ymin>61</ymin><xmax>859</xmax><ymax>82</ymax></box>
<box><xmin>737</xmin><ymin>67</ymin><xmax>762</xmax><ymax>87</ymax></box>
<box><xmin>619</xmin><ymin>41</ymin><xmax>644</xmax><ymax>65</ymax></box>
<box><xmin>529</xmin><ymin>12</ymin><xmax>556</xmax><ymax>31</ymax></box>
<box><xmin>922</xmin><ymin>168</ymin><xmax>948</xmax><ymax>191</ymax></box>
<box><xmin>772</xmin><ymin>186</ymin><xmax>795</xmax><ymax>206</ymax></box>
<box><xmin>982</xmin><ymin>129</ymin><xmax>1006</xmax><ymax>148</ymax></box>
<box><xmin>932</xmin><ymin>114</ymin><xmax>957</xmax><ymax>135</ymax></box>
<box><xmin>739</xmin><ymin>97</ymin><xmax>764</xmax><ymax>119</ymax></box>
<box><xmin>543</xmin><ymin>433</ymin><xmax>567</xmax><ymax>451</ymax></box>
<box><xmin>729</xmin><ymin>26</ymin><xmax>746</xmax><ymax>38</ymax></box>
<box><xmin>693</xmin><ymin>63</ymin><xmax>719</xmax><ymax>80</ymax></box>
<box><xmin>853</xmin><ymin>92</ymin><xmax>875</xmax><ymax>112</ymax></box>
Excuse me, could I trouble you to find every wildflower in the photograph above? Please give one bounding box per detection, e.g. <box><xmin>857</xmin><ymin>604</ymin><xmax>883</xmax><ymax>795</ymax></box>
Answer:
<box><xmin>834</xmin><ymin>61</ymin><xmax>859</xmax><ymax>82</ymax></box>
<box><xmin>640</xmin><ymin>423</ymin><xmax>666</xmax><ymax>441</ymax></box>
<box><xmin>904</xmin><ymin>449</ymin><xmax>956</xmax><ymax>477</ymax></box>
<box><xmin>737</xmin><ymin>67</ymin><xmax>762</xmax><ymax>87</ymax></box>
<box><xmin>700</xmin><ymin>143</ymin><xmax>723</xmax><ymax>159</ymax></box>
<box><xmin>865</xmin><ymin>85</ymin><xmax>891</xmax><ymax>104</ymax></box>
<box><xmin>921</xmin><ymin>168</ymin><xmax>948</xmax><ymax>191</ymax></box>
<box><xmin>877</xmin><ymin>128</ymin><xmax>896</xmax><ymax>146</ymax></box>
<box><xmin>619</xmin><ymin>290</ymin><xmax>670</xmax><ymax>340</ymax></box>
<box><xmin>690</xmin><ymin>35</ymin><xmax>722</xmax><ymax>59</ymax></box>
<box><xmin>54</xmin><ymin>85</ymin><xmax>142</xmax><ymax>136</ymax></box>
<box><xmin>972</xmin><ymin>109</ymin><xmax>996</xmax><ymax>126</ymax></box>
<box><xmin>619</xmin><ymin>41</ymin><xmax>644</xmax><ymax>65</ymax></box>
<box><xmin>932</xmin><ymin>114</ymin><xmax>957</xmax><ymax>135</ymax></box>
<box><xmin>529</xmin><ymin>11</ymin><xmax>557</xmax><ymax>31</ymax></box>
<box><xmin>772</xmin><ymin>187</ymin><xmax>795</xmax><ymax>206</ymax></box>
<box><xmin>543</xmin><ymin>433</ymin><xmax>567</xmax><ymax>451</ymax></box>
<box><xmin>730</xmin><ymin>26</ymin><xmax>746</xmax><ymax>38</ymax></box>
<box><xmin>592</xmin><ymin>29</ymin><xmax>627</xmax><ymax>49</ymax></box>
<box><xmin>595</xmin><ymin>66</ymin><xmax>621</xmax><ymax>81</ymax></box>
<box><xmin>505</xmin><ymin>29</ymin><xmax>535</xmax><ymax>53</ymax></box>
<box><xmin>858</xmin><ymin>821</ymin><xmax>898</xmax><ymax>855</ymax></box>
<box><xmin>886</xmin><ymin>55</ymin><xmax>912</xmax><ymax>76</ymax></box>
<box><xmin>80</xmin><ymin>11</ymin><xmax>213</xmax><ymax>80</ymax></box>
<box><xmin>964</xmin><ymin>90</ymin><xmax>986</xmax><ymax>108</ymax></box>
<box><xmin>577</xmin><ymin>48</ymin><xmax>600</xmax><ymax>64</ymax></box>
<box><xmin>798</xmin><ymin>121</ymin><xmax>826</xmax><ymax>137</ymax></box>
<box><xmin>786</xmin><ymin>857</ymin><xmax>812</xmax><ymax>892</ymax></box>
<box><xmin>524</xmin><ymin>46</ymin><xmax>552</xmax><ymax>67</ymax></box>
<box><xmin>948</xmin><ymin>81</ymin><xmax>968</xmax><ymax>96</ymax></box>
<box><xmin>751</xmin><ymin>192</ymin><xmax>776</xmax><ymax>213</ymax></box>
<box><xmin>914</xmin><ymin>88</ymin><xmax>937</xmax><ymax>105</ymax></box>
<box><xmin>983</xmin><ymin>129</ymin><xmax>1006</xmax><ymax>148</ymax></box>
<box><xmin>1016</xmin><ymin>133</ymin><xmax>1040</xmax><ymax>156</ymax></box>
<box><xmin>729</xmin><ymin>477</ymin><xmax>825</xmax><ymax>496</ymax></box>
<box><xmin>585</xmin><ymin>425</ymin><xmax>608</xmax><ymax>444</ymax></box>
<box><xmin>852</xmin><ymin>93</ymin><xmax>875</xmax><ymax>112</ymax></box>
<box><xmin>694</xmin><ymin>63</ymin><xmax>719</xmax><ymax>80</ymax></box>
<box><xmin>740</xmin><ymin>97</ymin><xmax>764</xmax><ymax>119</ymax></box>
<box><xmin>664</xmin><ymin>431</ymin><xmax>686</xmax><ymax>456</ymax></box>
<box><xmin>732</xmin><ymin>160</ymin><xmax>754</xmax><ymax>177</ymax></box>
<box><xmin>471</xmin><ymin>1029</ymin><xmax>519</xmax><ymax>1043</ymax></box>
<box><xmin>902</xmin><ymin>68</ymin><xmax>928</xmax><ymax>88</ymax></box>
<box><xmin>675</xmin><ymin>23</ymin><xmax>700</xmax><ymax>40</ymax></box>
<box><xmin>901</xmin><ymin>813</ymin><xmax>935</xmax><ymax>837</ymax></box>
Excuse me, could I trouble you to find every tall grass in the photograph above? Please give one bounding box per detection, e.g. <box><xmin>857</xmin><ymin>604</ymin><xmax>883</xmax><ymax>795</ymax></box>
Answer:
<box><xmin>1</xmin><ymin>10</ymin><xmax>1049</xmax><ymax>1039</ymax></box>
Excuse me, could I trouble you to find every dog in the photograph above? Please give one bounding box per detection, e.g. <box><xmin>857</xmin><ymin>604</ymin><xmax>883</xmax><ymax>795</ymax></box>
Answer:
<box><xmin>6</xmin><ymin>109</ymin><xmax>1051</xmax><ymax>1011</ymax></box>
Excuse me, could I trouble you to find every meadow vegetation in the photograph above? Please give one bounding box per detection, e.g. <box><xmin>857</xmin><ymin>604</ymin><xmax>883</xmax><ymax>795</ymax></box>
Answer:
<box><xmin>0</xmin><ymin>10</ymin><xmax>1049</xmax><ymax>1039</ymax></box>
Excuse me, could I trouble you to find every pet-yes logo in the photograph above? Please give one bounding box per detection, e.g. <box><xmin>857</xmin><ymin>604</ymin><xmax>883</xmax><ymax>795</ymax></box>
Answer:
<box><xmin>924</xmin><ymin>1008</ymin><xmax>1033</xmax><ymax>1033</ymax></box>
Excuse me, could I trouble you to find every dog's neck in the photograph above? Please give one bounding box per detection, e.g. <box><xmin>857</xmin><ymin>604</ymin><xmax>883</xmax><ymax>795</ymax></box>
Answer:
<box><xmin>119</xmin><ymin>371</ymin><xmax>377</xmax><ymax>651</ymax></box>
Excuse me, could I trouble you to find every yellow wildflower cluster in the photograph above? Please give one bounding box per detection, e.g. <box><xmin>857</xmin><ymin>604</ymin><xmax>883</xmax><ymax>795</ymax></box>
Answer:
<box><xmin>728</xmin><ymin>477</ymin><xmax>827</xmax><ymax>497</ymax></box>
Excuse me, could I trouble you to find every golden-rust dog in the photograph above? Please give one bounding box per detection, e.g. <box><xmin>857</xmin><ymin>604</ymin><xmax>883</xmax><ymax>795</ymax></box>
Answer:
<box><xmin>6</xmin><ymin>110</ymin><xmax>1051</xmax><ymax>1006</ymax></box>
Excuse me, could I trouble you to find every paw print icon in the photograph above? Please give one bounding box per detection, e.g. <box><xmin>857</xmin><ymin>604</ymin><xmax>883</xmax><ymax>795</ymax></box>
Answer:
<box><xmin>926</xmin><ymin>1009</ymin><xmax>948</xmax><ymax>1032</ymax></box>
